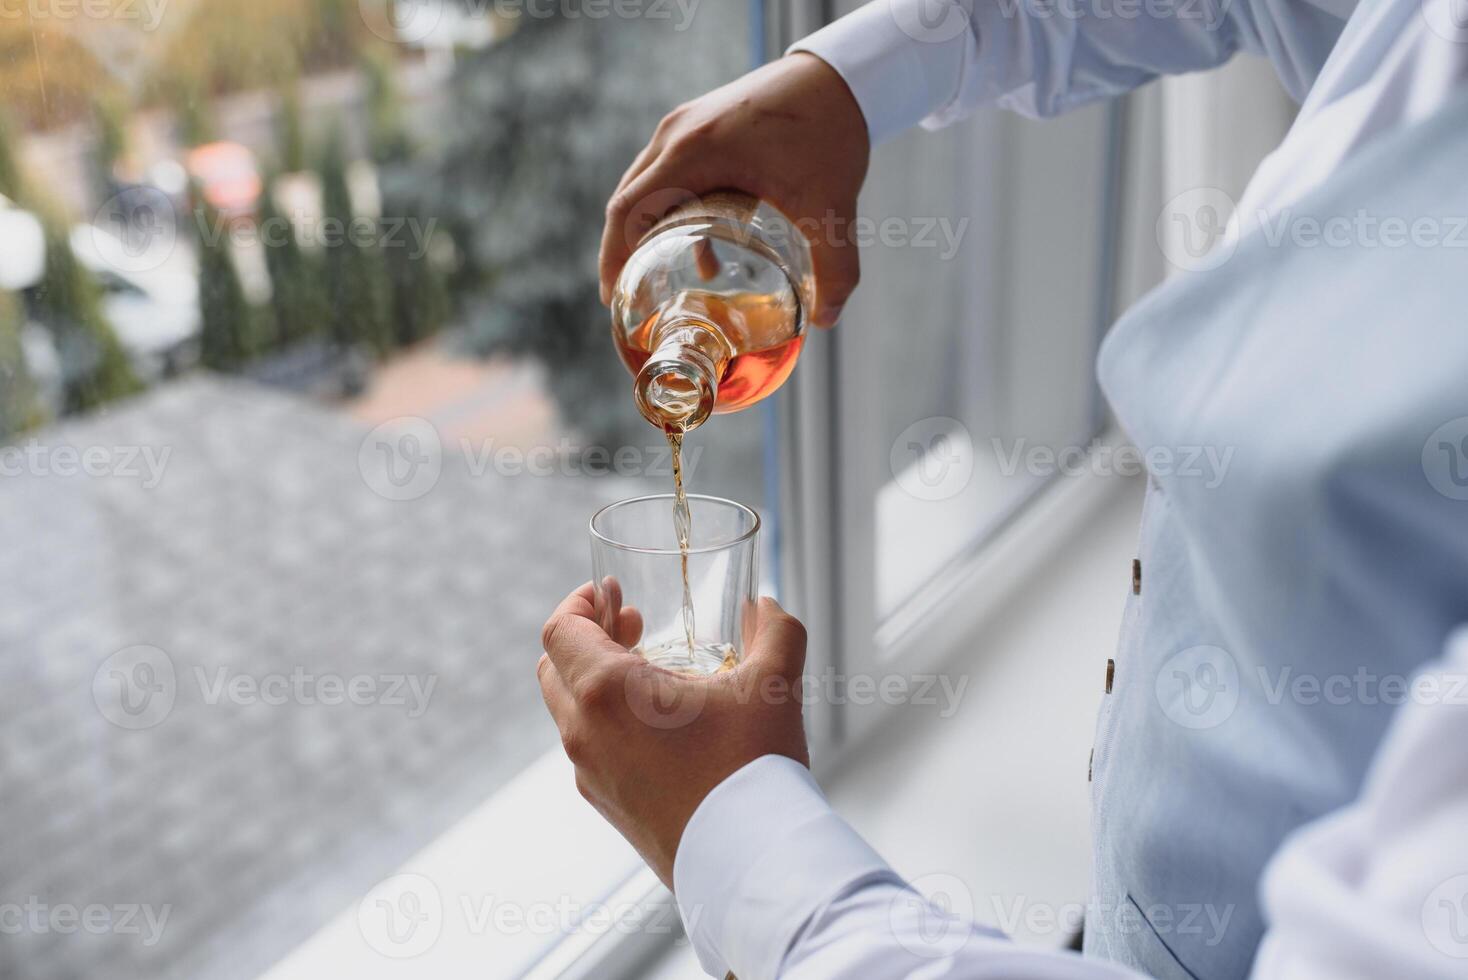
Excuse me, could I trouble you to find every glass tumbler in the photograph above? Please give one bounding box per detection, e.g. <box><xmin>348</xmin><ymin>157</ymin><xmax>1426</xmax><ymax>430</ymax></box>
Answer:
<box><xmin>589</xmin><ymin>493</ymin><xmax>760</xmax><ymax>676</ymax></box>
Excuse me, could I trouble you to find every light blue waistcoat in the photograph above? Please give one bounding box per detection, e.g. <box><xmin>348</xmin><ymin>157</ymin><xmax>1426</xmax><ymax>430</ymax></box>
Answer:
<box><xmin>1082</xmin><ymin>83</ymin><xmax>1468</xmax><ymax>977</ymax></box>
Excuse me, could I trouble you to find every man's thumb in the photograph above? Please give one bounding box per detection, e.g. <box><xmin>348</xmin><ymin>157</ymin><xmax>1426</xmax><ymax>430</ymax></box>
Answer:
<box><xmin>741</xmin><ymin>597</ymin><xmax>807</xmax><ymax>680</ymax></box>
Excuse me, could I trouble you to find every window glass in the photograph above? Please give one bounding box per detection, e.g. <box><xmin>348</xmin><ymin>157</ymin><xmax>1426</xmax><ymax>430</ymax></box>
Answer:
<box><xmin>842</xmin><ymin>106</ymin><xmax>1114</xmax><ymax>622</ymax></box>
<box><xmin>0</xmin><ymin>3</ymin><xmax>761</xmax><ymax>977</ymax></box>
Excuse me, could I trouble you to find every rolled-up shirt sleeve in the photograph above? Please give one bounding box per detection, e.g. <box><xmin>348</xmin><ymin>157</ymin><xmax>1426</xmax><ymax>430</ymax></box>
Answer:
<box><xmin>790</xmin><ymin>0</ymin><xmax>1353</xmax><ymax>143</ymax></box>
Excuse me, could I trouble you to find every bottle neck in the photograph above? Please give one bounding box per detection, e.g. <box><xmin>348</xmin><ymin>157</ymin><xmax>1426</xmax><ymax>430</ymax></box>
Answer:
<box><xmin>633</xmin><ymin>315</ymin><xmax>730</xmax><ymax>432</ymax></box>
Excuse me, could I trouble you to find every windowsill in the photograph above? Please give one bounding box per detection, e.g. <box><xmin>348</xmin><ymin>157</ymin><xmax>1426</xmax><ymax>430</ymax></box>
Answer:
<box><xmin>266</xmin><ymin>468</ymin><xmax>1145</xmax><ymax>980</ymax></box>
<box><xmin>827</xmin><ymin>470</ymin><xmax>1144</xmax><ymax>938</ymax></box>
<box><xmin>260</xmin><ymin>751</ymin><xmax>644</xmax><ymax>979</ymax></box>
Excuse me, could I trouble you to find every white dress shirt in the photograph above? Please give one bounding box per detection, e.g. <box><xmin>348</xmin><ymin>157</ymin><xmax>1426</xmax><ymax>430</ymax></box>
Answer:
<box><xmin>671</xmin><ymin>0</ymin><xmax>1468</xmax><ymax>976</ymax></box>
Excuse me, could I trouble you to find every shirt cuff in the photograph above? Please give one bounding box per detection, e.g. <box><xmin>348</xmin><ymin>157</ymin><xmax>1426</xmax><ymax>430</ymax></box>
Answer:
<box><xmin>788</xmin><ymin>0</ymin><xmax>974</xmax><ymax>145</ymax></box>
<box><xmin>673</xmin><ymin>754</ymin><xmax>900</xmax><ymax>979</ymax></box>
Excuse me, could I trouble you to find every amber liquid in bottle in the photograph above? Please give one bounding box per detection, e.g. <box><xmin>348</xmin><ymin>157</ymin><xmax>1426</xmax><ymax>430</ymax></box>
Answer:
<box><xmin>612</xmin><ymin>290</ymin><xmax>807</xmax><ymax>418</ymax></box>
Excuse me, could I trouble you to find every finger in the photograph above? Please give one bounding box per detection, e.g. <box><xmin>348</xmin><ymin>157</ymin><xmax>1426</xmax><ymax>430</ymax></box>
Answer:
<box><xmin>599</xmin><ymin>159</ymin><xmax>719</xmax><ymax>305</ymax></box>
<box><xmin>693</xmin><ymin>238</ymin><xmax>720</xmax><ymax>281</ymax></box>
<box><xmin>601</xmin><ymin>575</ymin><xmax>623</xmax><ymax>610</ymax></box>
<box><xmin>740</xmin><ymin>597</ymin><xmax>807</xmax><ymax>680</ymax></box>
<box><xmin>595</xmin><ymin>578</ymin><xmax>642</xmax><ymax>647</ymax></box>
<box><xmin>616</xmin><ymin>139</ymin><xmax>663</xmax><ymax>198</ymax></box>
<box><xmin>804</xmin><ymin>211</ymin><xmax>861</xmax><ymax>328</ymax></box>
<box><xmin>618</xmin><ymin>102</ymin><xmax>688</xmax><ymax>194</ymax></box>
<box><xmin>546</xmin><ymin>582</ymin><xmax>598</xmax><ymax>627</ymax></box>
<box><xmin>597</xmin><ymin>576</ymin><xmax>624</xmax><ymax>638</ymax></box>
<box><xmin>542</xmin><ymin>585</ymin><xmax>634</xmax><ymax>693</ymax></box>
<box><xmin>600</xmin><ymin>165</ymin><xmax>681</xmax><ymax>306</ymax></box>
<box><xmin>544</xmin><ymin>611</ymin><xmax>631</xmax><ymax>694</ymax></box>
<box><xmin>615</xmin><ymin>606</ymin><xmax>644</xmax><ymax>649</ymax></box>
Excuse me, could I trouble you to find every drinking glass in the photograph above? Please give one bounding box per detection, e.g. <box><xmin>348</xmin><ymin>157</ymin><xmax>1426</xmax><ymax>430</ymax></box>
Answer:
<box><xmin>589</xmin><ymin>493</ymin><xmax>760</xmax><ymax>676</ymax></box>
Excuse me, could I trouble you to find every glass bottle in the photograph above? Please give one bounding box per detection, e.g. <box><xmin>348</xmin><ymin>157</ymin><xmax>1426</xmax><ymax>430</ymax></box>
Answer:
<box><xmin>611</xmin><ymin>192</ymin><xmax>814</xmax><ymax>432</ymax></box>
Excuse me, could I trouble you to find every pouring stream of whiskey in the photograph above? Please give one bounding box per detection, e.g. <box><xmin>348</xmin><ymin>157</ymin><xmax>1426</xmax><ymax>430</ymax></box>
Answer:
<box><xmin>667</xmin><ymin>428</ymin><xmax>697</xmax><ymax>663</ymax></box>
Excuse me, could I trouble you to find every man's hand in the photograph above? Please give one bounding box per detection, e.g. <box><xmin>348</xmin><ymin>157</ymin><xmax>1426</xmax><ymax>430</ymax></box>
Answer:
<box><xmin>599</xmin><ymin>52</ymin><xmax>870</xmax><ymax>327</ymax></box>
<box><xmin>537</xmin><ymin>583</ymin><xmax>810</xmax><ymax>888</ymax></box>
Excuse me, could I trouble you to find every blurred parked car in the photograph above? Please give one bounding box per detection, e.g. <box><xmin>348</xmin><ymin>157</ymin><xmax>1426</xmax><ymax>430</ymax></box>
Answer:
<box><xmin>18</xmin><ymin>321</ymin><xmax>64</xmax><ymax>419</ymax></box>
<box><xmin>0</xmin><ymin>196</ymin><xmax>44</xmax><ymax>290</ymax></box>
<box><xmin>70</xmin><ymin>224</ymin><xmax>201</xmax><ymax>382</ymax></box>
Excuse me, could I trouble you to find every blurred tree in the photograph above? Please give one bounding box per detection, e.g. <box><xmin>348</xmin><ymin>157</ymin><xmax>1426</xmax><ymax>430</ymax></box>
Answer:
<box><xmin>170</xmin><ymin>77</ymin><xmax>215</xmax><ymax>147</ymax></box>
<box><xmin>0</xmin><ymin>19</ymin><xmax>114</xmax><ymax>128</ymax></box>
<box><xmin>417</xmin><ymin>2</ymin><xmax>746</xmax><ymax>444</ymax></box>
<box><xmin>2</xmin><ymin>115</ymin><xmax>138</xmax><ymax>413</ymax></box>
<box><xmin>341</xmin><ymin>231</ymin><xmax>395</xmax><ymax>357</ymax></box>
<box><xmin>196</xmin><ymin>204</ymin><xmax>258</xmax><ymax>370</ymax></box>
<box><xmin>383</xmin><ymin>206</ymin><xmax>451</xmax><ymax>347</ymax></box>
<box><xmin>0</xmin><ymin>108</ymin><xmax>26</xmax><ymax>202</ymax></box>
<box><xmin>320</xmin><ymin>127</ymin><xmax>353</xmax><ymax>231</ymax></box>
<box><xmin>31</xmin><ymin>206</ymin><xmax>141</xmax><ymax>412</ymax></box>
<box><xmin>0</xmin><ymin>289</ymin><xmax>40</xmax><ymax>440</ymax></box>
<box><xmin>274</xmin><ymin>84</ymin><xmax>308</xmax><ymax>174</ymax></box>
<box><xmin>150</xmin><ymin>0</ymin><xmax>370</xmax><ymax>102</ymax></box>
<box><xmin>360</xmin><ymin>46</ymin><xmax>411</xmax><ymax>166</ymax></box>
<box><xmin>377</xmin><ymin>143</ymin><xmax>452</xmax><ymax>346</ymax></box>
<box><xmin>258</xmin><ymin>175</ymin><xmax>328</xmax><ymax>345</ymax></box>
<box><xmin>90</xmin><ymin>93</ymin><xmax>130</xmax><ymax>202</ymax></box>
<box><xmin>364</xmin><ymin>45</ymin><xmax>452</xmax><ymax>347</ymax></box>
<box><xmin>0</xmin><ymin>109</ymin><xmax>22</xmax><ymax>200</ymax></box>
<box><xmin>320</xmin><ymin>128</ymin><xmax>392</xmax><ymax>355</ymax></box>
<box><xmin>303</xmin><ymin>0</ymin><xmax>362</xmax><ymax>71</ymax></box>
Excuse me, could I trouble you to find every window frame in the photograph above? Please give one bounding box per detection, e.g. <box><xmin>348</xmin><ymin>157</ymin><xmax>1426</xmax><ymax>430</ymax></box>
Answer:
<box><xmin>776</xmin><ymin>0</ymin><xmax>1128</xmax><ymax>752</ymax></box>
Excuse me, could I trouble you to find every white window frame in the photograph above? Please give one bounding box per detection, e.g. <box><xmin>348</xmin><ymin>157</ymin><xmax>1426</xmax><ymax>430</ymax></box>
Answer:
<box><xmin>781</xmin><ymin>0</ymin><xmax>1127</xmax><ymax>751</ymax></box>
